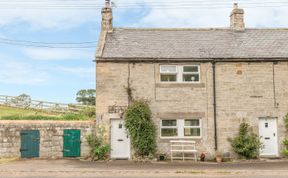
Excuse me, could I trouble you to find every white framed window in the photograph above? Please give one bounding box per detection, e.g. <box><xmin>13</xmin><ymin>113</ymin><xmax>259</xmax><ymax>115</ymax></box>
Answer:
<box><xmin>160</xmin><ymin>65</ymin><xmax>177</xmax><ymax>82</ymax></box>
<box><xmin>184</xmin><ymin>119</ymin><xmax>201</xmax><ymax>137</ymax></box>
<box><xmin>159</xmin><ymin>65</ymin><xmax>200</xmax><ymax>83</ymax></box>
<box><xmin>160</xmin><ymin>120</ymin><xmax>178</xmax><ymax>137</ymax></box>
<box><xmin>160</xmin><ymin>118</ymin><xmax>201</xmax><ymax>138</ymax></box>
<box><xmin>182</xmin><ymin>65</ymin><xmax>200</xmax><ymax>83</ymax></box>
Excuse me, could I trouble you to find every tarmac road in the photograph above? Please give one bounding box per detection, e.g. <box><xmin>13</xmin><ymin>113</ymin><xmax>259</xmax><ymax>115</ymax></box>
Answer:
<box><xmin>0</xmin><ymin>159</ymin><xmax>288</xmax><ymax>178</ymax></box>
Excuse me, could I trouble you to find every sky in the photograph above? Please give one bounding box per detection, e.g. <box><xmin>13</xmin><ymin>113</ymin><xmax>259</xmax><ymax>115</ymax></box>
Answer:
<box><xmin>1</xmin><ymin>0</ymin><xmax>288</xmax><ymax>103</ymax></box>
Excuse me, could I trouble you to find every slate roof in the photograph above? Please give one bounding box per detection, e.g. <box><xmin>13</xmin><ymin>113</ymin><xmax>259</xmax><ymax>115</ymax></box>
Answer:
<box><xmin>100</xmin><ymin>28</ymin><xmax>288</xmax><ymax>60</ymax></box>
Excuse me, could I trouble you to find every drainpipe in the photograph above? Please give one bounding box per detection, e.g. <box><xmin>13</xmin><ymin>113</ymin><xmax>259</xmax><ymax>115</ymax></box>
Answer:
<box><xmin>212</xmin><ymin>61</ymin><xmax>218</xmax><ymax>151</ymax></box>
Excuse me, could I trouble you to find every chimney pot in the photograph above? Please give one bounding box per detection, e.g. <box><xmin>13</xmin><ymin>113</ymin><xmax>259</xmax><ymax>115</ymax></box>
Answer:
<box><xmin>101</xmin><ymin>0</ymin><xmax>113</xmax><ymax>32</ymax></box>
<box><xmin>230</xmin><ymin>3</ymin><xmax>245</xmax><ymax>32</ymax></box>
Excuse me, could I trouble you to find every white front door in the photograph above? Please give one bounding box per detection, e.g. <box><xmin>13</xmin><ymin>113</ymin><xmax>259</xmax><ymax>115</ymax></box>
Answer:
<box><xmin>259</xmin><ymin>118</ymin><xmax>278</xmax><ymax>156</ymax></box>
<box><xmin>111</xmin><ymin>119</ymin><xmax>130</xmax><ymax>159</ymax></box>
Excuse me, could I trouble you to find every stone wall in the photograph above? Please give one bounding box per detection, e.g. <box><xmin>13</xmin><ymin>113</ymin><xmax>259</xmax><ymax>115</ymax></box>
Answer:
<box><xmin>216</xmin><ymin>62</ymin><xmax>288</xmax><ymax>154</ymax></box>
<box><xmin>96</xmin><ymin>62</ymin><xmax>215</xmax><ymax>157</ymax></box>
<box><xmin>0</xmin><ymin>120</ymin><xmax>95</xmax><ymax>158</ymax></box>
<box><xmin>96</xmin><ymin>61</ymin><xmax>288</xmax><ymax>158</ymax></box>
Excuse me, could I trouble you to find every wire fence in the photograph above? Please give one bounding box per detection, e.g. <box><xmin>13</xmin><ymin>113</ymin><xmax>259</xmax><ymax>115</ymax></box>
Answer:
<box><xmin>0</xmin><ymin>95</ymin><xmax>94</xmax><ymax>114</ymax></box>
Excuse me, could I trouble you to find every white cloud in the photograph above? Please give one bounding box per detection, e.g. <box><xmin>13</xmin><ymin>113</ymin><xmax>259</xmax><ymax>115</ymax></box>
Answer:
<box><xmin>57</xmin><ymin>66</ymin><xmax>95</xmax><ymax>78</ymax></box>
<box><xmin>22</xmin><ymin>48</ymin><xmax>94</xmax><ymax>60</ymax></box>
<box><xmin>0</xmin><ymin>1</ymin><xmax>101</xmax><ymax>30</ymax></box>
<box><xmin>113</xmin><ymin>0</ymin><xmax>288</xmax><ymax>28</ymax></box>
<box><xmin>0</xmin><ymin>58</ymin><xmax>49</xmax><ymax>85</ymax></box>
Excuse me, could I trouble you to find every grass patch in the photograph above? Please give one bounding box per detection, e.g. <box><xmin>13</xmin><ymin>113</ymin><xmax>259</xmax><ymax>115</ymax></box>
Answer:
<box><xmin>1</xmin><ymin>114</ymin><xmax>91</xmax><ymax>121</ymax></box>
<box><xmin>0</xmin><ymin>105</ymin><xmax>53</xmax><ymax>117</ymax></box>
<box><xmin>0</xmin><ymin>106</ymin><xmax>93</xmax><ymax>121</ymax></box>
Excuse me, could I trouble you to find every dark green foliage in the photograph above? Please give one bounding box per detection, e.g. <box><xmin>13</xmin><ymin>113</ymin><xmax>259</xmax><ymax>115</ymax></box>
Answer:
<box><xmin>124</xmin><ymin>100</ymin><xmax>156</xmax><ymax>157</ymax></box>
<box><xmin>1</xmin><ymin>113</ymin><xmax>90</xmax><ymax>121</ymax></box>
<box><xmin>76</xmin><ymin>89</ymin><xmax>96</xmax><ymax>105</ymax></box>
<box><xmin>284</xmin><ymin>113</ymin><xmax>288</xmax><ymax>129</ymax></box>
<box><xmin>228</xmin><ymin>122</ymin><xmax>262</xmax><ymax>159</ymax></box>
<box><xmin>86</xmin><ymin>128</ymin><xmax>111</xmax><ymax>160</ymax></box>
<box><xmin>283</xmin><ymin>114</ymin><xmax>288</xmax><ymax>156</ymax></box>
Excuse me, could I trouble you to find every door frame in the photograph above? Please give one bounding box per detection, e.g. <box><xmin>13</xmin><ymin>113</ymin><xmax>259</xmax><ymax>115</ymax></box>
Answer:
<box><xmin>258</xmin><ymin>117</ymin><xmax>279</xmax><ymax>157</ymax></box>
<box><xmin>110</xmin><ymin>118</ymin><xmax>131</xmax><ymax>159</ymax></box>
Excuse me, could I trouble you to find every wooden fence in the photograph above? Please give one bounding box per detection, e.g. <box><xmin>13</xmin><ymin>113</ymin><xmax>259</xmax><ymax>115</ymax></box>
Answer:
<box><xmin>0</xmin><ymin>95</ymin><xmax>93</xmax><ymax>114</ymax></box>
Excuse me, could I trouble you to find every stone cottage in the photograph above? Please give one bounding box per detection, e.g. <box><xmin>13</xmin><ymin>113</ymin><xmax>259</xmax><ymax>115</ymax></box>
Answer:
<box><xmin>96</xmin><ymin>1</ymin><xmax>288</xmax><ymax>159</ymax></box>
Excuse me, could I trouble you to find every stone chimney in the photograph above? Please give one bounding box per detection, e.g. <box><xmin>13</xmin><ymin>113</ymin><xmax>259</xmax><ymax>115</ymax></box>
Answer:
<box><xmin>101</xmin><ymin>0</ymin><xmax>113</xmax><ymax>32</ymax></box>
<box><xmin>230</xmin><ymin>3</ymin><xmax>245</xmax><ymax>31</ymax></box>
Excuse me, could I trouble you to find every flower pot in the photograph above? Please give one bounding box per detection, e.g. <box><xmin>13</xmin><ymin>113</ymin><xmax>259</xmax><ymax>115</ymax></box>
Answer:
<box><xmin>216</xmin><ymin>156</ymin><xmax>222</xmax><ymax>163</ymax></box>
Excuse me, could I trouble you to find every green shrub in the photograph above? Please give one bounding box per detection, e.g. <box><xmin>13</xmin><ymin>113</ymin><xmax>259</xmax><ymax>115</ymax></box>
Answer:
<box><xmin>284</xmin><ymin>113</ymin><xmax>288</xmax><ymax>129</ymax></box>
<box><xmin>283</xmin><ymin>138</ymin><xmax>288</xmax><ymax>146</ymax></box>
<box><xmin>86</xmin><ymin>127</ymin><xmax>111</xmax><ymax>161</ymax></box>
<box><xmin>80</xmin><ymin>107</ymin><xmax>95</xmax><ymax>118</ymax></box>
<box><xmin>124</xmin><ymin>100</ymin><xmax>156</xmax><ymax>157</ymax></box>
<box><xmin>282</xmin><ymin>149</ymin><xmax>288</xmax><ymax>156</ymax></box>
<box><xmin>228</xmin><ymin>122</ymin><xmax>262</xmax><ymax>159</ymax></box>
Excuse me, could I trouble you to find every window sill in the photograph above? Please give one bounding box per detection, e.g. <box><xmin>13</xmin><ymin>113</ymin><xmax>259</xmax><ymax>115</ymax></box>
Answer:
<box><xmin>156</xmin><ymin>83</ymin><xmax>205</xmax><ymax>88</ymax></box>
<box><xmin>160</xmin><ymin>136</ymin><xmax>202</xmax><ymax>140</ymax></box>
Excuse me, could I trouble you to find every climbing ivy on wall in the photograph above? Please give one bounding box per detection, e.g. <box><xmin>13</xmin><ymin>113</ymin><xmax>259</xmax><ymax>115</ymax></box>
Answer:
<box><xmin>284</xmin><ymin>113</ymin><xmax>288</xmax><ymax>130</ymax></box>
<box><xmin>124</xmin><ymin>100</ymin><xmax>156</xmax><ymax>157</ymax></box>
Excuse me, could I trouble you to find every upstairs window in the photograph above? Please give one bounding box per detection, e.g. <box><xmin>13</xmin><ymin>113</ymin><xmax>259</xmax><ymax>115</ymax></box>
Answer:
<box><xmin>160</xmin><ymin>65</ymin><xmax>177</xmax><ymax>82</ymax></box>
<box><xmin>160</xmin><ymin>65</ymin><xmax>200</xmax><ymax>83</ymax></box>
<box><xmin>182</xmin><ymin>66</ymin><xmax>200</xmax><ymax>82</ymax></box>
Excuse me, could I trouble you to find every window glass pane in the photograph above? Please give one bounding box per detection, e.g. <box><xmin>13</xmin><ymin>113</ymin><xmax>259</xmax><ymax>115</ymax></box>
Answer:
<box><xmin>185</xmin><ymin>119</ymin><xmax>200</xmax><ymax>126</ymax></box>
<box><xmin>162</xmin><ymin>120</ymin><xmax>177</xmax><ymax>126</ymax></box>
<box><xmin>160</xmin><ymin>66</ymin><xmax>177</xmax><ymax>73</ymax></box>
<box><xmin>161</xmin><ymin>74</ymin><xmax>177</xmax><ymax>82</ymax></box>
<box><xmin>183</xmin><ymin>66</ymin><xmax>198</xmax><ymax>72</ymax></box>
<box><xmin>184</xmin><ymin>128</ymin><xmax>200</xmax><ymax>136</ymax></box>
<box><xmin>161</xmin><ymin>128</ymin><xmax>178</xmax><ymax>137</ymax></box>
<box><xmin>183</xmin><ymin>74</ymin><xmax>199</xmax><ymax>82</ymax></box>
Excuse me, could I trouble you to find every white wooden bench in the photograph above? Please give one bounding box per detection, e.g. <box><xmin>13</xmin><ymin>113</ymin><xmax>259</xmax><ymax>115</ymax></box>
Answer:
<box><xmin>170</xmin><ymin>140</ymin><xmax>198</xmax><ymax>162</ymax></box>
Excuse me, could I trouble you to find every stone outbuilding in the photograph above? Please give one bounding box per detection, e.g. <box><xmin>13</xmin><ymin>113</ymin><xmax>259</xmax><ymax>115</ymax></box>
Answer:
<box><xmin>95</xmin><ymin>2</ymin><xmax>288</xmax><ymax>159</ymax></box>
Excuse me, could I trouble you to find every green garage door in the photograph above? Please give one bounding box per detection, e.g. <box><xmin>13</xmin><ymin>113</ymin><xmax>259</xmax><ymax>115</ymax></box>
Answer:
<box><xmin>20</xmin><ymin>130</ymin><xmax>40</xmax><ymax>158</ymax></box>
<box><xmin>63</xmin><ymin>129</ymin><xmax>81</xmax><ymax>157</ymax></box>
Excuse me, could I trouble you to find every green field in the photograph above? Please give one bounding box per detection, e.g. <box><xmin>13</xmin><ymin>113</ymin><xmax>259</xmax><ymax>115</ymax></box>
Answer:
<box><xmin>0</xmin><ymin>105</ymin><xmax>94</xmax><ymax>120</ymax></box>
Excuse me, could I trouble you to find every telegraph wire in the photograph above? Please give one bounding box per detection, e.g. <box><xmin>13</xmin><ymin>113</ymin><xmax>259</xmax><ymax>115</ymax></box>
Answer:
<box><xmin>0</xmin><ymin>37</ymin><xmax>97</xmax><ymax>45</ymax></box>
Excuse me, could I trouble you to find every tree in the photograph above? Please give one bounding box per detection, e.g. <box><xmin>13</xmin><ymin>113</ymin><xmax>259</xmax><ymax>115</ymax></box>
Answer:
<box><xmin>76</xmin><ymin>89</ymin><xmax>96</xmax><ymax>105</ymax></box>
<box><xmin>11</xmin><ymin>93</ymin><xmax>31</xmax><ymax>108</ymax></box>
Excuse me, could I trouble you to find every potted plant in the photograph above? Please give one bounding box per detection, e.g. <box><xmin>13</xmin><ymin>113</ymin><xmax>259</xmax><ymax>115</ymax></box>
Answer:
<box><xmin>200</xmin><ymin>153</ymin><xmax>205</xmax><ymax>162</ymax></box>
<box><xmin>215</xmin><ymin>151</ymin><xmax>222</xmax><ymax>163</ymax></box>
<box><xmin>159</xmin><ymin>153</ymin><xmax>166</xmax><ymax>161</ymax></box>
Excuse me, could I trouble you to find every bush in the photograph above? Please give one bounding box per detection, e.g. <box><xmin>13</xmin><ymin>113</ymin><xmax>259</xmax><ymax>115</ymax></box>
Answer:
<box><xmin>86</xmin><ymin>127</ymin><xmax>111</xmax><ymax>161</ymax></box>
<box><xmin>81</xmin><ymin>107</ymin><xmax>95</xmax><ymax>118</ymax></box>
<box><xmin>124</xmin><ymin>100</ymin><xmax>156</xmax><ymax>157</ymax></box>
<box><xmin>228</xmin><ymin>122</ymin><xmax>262</xmax><ymax>159</ymax></box>
<box><xmin>284</xmin><ymin>113</ymin><xmax>288</xmax><ymax>129</ymax></box>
